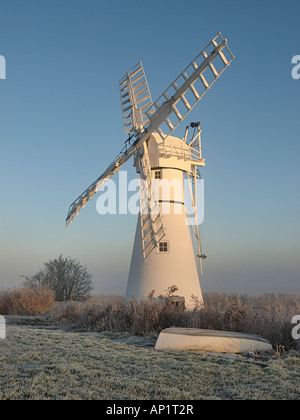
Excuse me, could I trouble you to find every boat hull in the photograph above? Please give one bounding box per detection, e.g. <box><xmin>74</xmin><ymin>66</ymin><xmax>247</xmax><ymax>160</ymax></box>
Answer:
<box><xmin>155</xmin><ymin>328</ymin><xmax>273</xmax><ymax>353</ymax></box>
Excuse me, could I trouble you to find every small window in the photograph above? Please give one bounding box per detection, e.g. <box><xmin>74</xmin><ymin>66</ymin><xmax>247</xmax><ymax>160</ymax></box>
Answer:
<box><xmin>154</xmin><ymin>170</ymin><xmax>161</xmax><ymax>179</ymax></box>
<box><xmin>159</xmin><ymin>242</ymin><xmax>168</xmax><ymax>253</ymax></box>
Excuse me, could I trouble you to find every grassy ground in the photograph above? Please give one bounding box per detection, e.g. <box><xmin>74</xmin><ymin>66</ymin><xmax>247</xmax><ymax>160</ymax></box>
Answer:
<box><xmin>0</xmin><ymin>318</ymin><xmax>299</xmax><ymax>400</ymax></box>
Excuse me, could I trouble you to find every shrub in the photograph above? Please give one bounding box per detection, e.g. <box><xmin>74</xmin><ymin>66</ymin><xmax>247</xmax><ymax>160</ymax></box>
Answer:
<box><xmin>22</xmin><ymin>255</ymin><xmax>94</xmax><ymax>302</ymax></box>
<box><xmin>0</xmin><ymin>287</ymin><xmax>55</xmax><ymax>315</ymax></box>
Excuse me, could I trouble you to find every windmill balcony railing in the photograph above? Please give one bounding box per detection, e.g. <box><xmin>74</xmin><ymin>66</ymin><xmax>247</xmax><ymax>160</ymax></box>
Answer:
<box><xmin>156</xmin><ymin>142</ymin><xmax>201</xmax><ymax>162</ymax></box>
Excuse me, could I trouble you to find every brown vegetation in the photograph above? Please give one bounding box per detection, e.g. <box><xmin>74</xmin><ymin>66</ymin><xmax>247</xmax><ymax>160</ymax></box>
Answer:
<box><xmin>51</xmin><ymin>292</ymin><xmax>300</xmax><ymax>350</ymax></box>
<box><xmin>1</xmin><ymin>287</ymin><xmax>299</xmax><ymax>350</ymax></box>
<box><xmin>0</xmin><ymin>287</ymin><xmax>55</xmax><ymax>315</ymax></box>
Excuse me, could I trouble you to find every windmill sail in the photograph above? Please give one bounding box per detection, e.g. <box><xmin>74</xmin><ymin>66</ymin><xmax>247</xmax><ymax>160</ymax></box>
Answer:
<box><xmin>120</xmin><ymin>61</ymin><xmax>153</xmax><ymax>134</ymax></box>
<box><xmin>66</xmin><ymin>33</ymin><xmax>234</xmax><ymax>227</ymax></box>
<box><xmin>120</xmin><ymin>62</ymin><xmax>165</xmax><ymax>258</ymax></box>
<box><xmin>137</xmin><ymin>143</ymin><xmax>165</xmax><ymax>259</ymax></box>
<box><xmin>144</xmin><ymin>33</ymin><xmax>234</xmax><ymax>141</ymax></box>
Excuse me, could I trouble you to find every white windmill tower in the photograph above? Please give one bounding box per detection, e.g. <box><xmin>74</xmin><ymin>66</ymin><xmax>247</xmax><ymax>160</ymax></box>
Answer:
<box><xmin>66</xmin><ymin>33</ymin><xmax>234</xmax><ymax>308</ymax></box>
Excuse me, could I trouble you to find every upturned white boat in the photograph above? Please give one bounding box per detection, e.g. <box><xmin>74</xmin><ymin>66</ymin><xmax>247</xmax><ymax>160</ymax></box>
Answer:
<box><xmin>155</xmin><ymin>328</ymin><xmax>273</xmax><ymax>353</ymax></box>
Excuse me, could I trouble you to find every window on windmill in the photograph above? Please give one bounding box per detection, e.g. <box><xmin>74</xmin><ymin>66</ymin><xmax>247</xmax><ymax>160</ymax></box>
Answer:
<box><xmin>159</xmin><ymin>242</ymin><xmax>168</xmax><ymax>253</ymax></box>
<box><xmin>154</xmin><ymin>170</ymin><xmax>161</xmax><ymax>179</ymax></box>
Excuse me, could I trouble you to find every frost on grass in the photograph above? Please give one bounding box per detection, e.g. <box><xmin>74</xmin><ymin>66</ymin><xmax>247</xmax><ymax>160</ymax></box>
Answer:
<box><xmin>0</xmin><ymin>325</ymin><xmax>299</xmax><ymax>400</ymax></box>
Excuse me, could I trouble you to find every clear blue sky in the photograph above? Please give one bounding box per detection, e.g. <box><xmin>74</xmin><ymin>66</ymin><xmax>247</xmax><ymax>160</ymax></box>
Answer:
<box><xmin>0</xmin><ymin>0</ymin><xmax>299</xmax><ymax>294</ymax></box>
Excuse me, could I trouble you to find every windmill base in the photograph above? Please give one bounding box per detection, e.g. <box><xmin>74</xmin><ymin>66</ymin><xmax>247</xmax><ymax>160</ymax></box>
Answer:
<box><xmin>155</xmin><ymin>328</ymin><xmax>273</xmax><ymax>354</ymax></box>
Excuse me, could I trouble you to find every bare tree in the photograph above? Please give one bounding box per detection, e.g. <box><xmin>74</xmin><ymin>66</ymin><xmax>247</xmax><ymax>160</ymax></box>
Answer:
<box><xmin>22</xmin><ymin>256</ymin><xmax>94</xmax><ymax>301</ymax></box>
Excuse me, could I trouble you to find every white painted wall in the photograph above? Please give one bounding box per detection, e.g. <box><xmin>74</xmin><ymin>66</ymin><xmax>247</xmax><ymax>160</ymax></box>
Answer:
<box><xmin>126</xmin><ymin>134</ymin><xmax>203</xmax><ymax>308</ymax></box>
